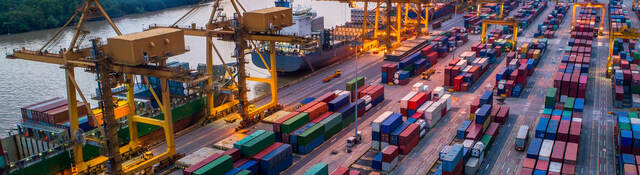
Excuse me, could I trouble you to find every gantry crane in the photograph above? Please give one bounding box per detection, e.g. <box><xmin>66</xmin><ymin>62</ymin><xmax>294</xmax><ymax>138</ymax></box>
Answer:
<box><xmin>6</xmin><ymin>0</ymin><xmax>210</xmax><ymax>174</ymax></box>
<box><xmin>316</xmin><ymin>0</ymin><xmax>433</xmax><ymax>53</ymax></box>
<box><xmin>476</xmin><ymin>0</ymin><xmax>504</xmax><ymax>19</ymax></box>
<box><xmin>608</xmin><ymin>27</ymin><xmax>640</xmax><ymax>75</ymax></box>
<box><xmin>571</xmin><ymin>2</ymin><xmax>605</xmax><ymax>32</ymax></box>
<box><xmin>481</xmin><ymin>18</ymin><xmax>519</xmax><ymax>50</ymax></box>
<box><xmin>148</xmin><ymin>0</ymin><xmax>308</xmax><ymax>128</ymax></box>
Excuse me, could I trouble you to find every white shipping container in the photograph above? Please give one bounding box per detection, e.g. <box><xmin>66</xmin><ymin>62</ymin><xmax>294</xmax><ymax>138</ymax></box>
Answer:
<box><xmin>362</xmin><ymin>95</ymin><xmax>372</xmax><ymax>104</ymax></box>
<box><xmin>432</xmin><ymin>87</ymin><xmax>445</xmax><ymax>100</ymax></box>
<box><xmin>479</xmin><ymin>58</ymin><xmax>489</xmax><ymax>70</ymax></box>
<box><xmin>339</xmin><ymin>91</ymin><xmax>351</xmax><ymax>98</ymax></box>
<box><xmin>463</xmin><ymin>65</ymin><xmax>472</xmax><ymax>74</ymax></box>
<box><xmin>416</xmin><ymin>119</ymin><xmax>427</xmax><ymax>131</ymax></box>
<box><xmin>422</xmin><ymin>85</ymin><xmax>430</xmax><ymax>93</ymax></box>
<box><xmin>382</xmin><ymin>156</ymin><xmax>399</xmax><ymax>172</ymax></box>
<box><xmin>439</xmin><ymin>145</ymin><xmax>452</xmax><ymax>160</ymax></box>
<box><xmin>631</xmin><ymin>118</ymin><xmax>640</xmax><ymax>125</ymax></box>
<box><xmin>365</xmin><ymin>104</ymin><xmax>372</xmax><ymax>111</ymax></box>
<box><xmin>634</xmin><ymin>94</ymin><xmax>640</xmax><ymax>108</ymax></box>
<box><xmin>549</xmin><ymin>162</ymin><xmax>562</xmax><ymax>173</ymax></box>
<box><xmin>572</xmin><ymin>118</ymin><xmax>582</xmax><ymax>123</ymax></box>
<box><xmin>401</xmin><ymin>92</ymin><xmax>418</xmax><ymax>108</ymax></box>
<box><xmin>412</xmin><ymin>83</ymin><xmax>425</xmax><ymax>92</ymax></box>
<box><xmin>463</xmin><ymin>140</ymin><xmax>475</xmax><ymax>148</ymax></box>
<box><xmin>539</xmin><ymin>139</ymin><xmax>555</xmax><ymax>161</ymax></box>
<box><xmin>176</xmin><ymin>147</ymin><xmax>220</xmax><ymax>167</ymax></box>
<box><xmin>472</xmin><ymin>142</ymin><xmax>485</xmax><ymax>157</ymax></box>
<box><xmin>420</xmin><ymin>129</ymin><xmax>426</xmax><ymax>138</ymax></box>
<box><xmin>456</xmin><ymin>59</ymin><xmax>468</xmax><ymax>68</ymax></box>
<box><xmin>372</xmin><ymin>111</ymin><xmax>393</xmax><ymax>132</ymax></box>
<box><xmin>438</xmin><ymin>94</ymin><xmax>452</xmax><ymax>112</ymax></box>
<box><xmin>333</xmin><ymin>90</ymin><xmax>344</xmax><ymax>95</ymax></box>
<box><xmin>417</xmin><ymin>101</ymin><xmax>434</xmax><ymax>114</ymax></box>
<box><xmin>424</xmin><ymin>102</ymin><xmax>443</xmax><ymax>122</ymax></box>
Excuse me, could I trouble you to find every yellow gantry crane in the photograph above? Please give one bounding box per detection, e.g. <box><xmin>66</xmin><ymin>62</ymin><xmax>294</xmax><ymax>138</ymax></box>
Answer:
<box><xmin>571</xmin><ymin>2</ymin><xmax>605</xmax><ymax>31</ymax></box>
<box><xmin>608</xmin><ymin>27</ymin><xmax>640</xmax><ymax>75</ymax></box>
<box><xmin>317</xmin><ymin>0</ymin><xmax>433</xmax><ymax>53</ymax></box>
<box><xmin>481</xmin><ymin>18</ymin><xmax>519</xmax><ymax>50</ymax></box>
<box><xmin>149</xmin><ymin>0</ymin><xmax>308</xmax><ymax>128</ymax></box>
<box><xmin>476</xmin><ymin>0</ymin><xmax>504</xmax><ymax>19</ymax></box>
<box><xmin>6</xmin><ymin>0</ymin><xmax>210</xmax><ymax>174</ymax></box>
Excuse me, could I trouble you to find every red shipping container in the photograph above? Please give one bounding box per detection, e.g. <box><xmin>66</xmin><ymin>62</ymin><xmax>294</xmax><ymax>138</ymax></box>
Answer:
<box><xmin>411</xmin><ymin>112</ymin><xmax>424</xmax><ymax>119</ymax></box>
<box><xmin>562</xmin><ymin>164</ymin><xmax>576</xmax><ymax>175</ymax></box>
<box><xmin>315</xmin><ymin>92</ymin><xmax>337</xmax><ymax>103</ymax></box>
<box><xmin>366</xmin><ymin>85</ymin><xmax>385</xmax><ymax>100</ymax></box>
<box><xmin>349</xmin><ymin>170</ymin><xmax>361</xmax><ymax>175</ymax></box>
<box><xmin>356</xmin><ymin>85</ymin><xmax>373</xmax><ymax>99</ymax></box>
<box><xmin>443</xmin><ymin>159</ymin><xmax>464</xmax><ymax>175</ymax></box>
<box><xmin>43</xmin><ymin>102</ymin><xmax>88</xmax><ymax>124</ymax></box>
<box><xmin>399</xmin><ymin>124</ymin><xmax>420</xmax><ymax>155</ymax></box>
<box><xmin>466</xmin><ymin>124</ymin><xmax>482</xmax><ymax>141</ymax></box>
<box><xmin>224</xmin><ymin>148</ymin><xmax>242</xmax><ymax>161</ymax></box>
<box><xmin>569</xmin><ymin>121</ymin><xmax>581</xmax><ymax>143</ymax></box>
<box><xmin>523</xmin><ymin>158</ymin><xmax>536</xmax><ymax>169</ymax></box>
<box><xmin>557</xmin><ymin>120</ymin><xmax>570</xmax><ymax>141</ymax></box>
<box><xmin>625</xmin><ymin>164</ymin><xmax>638</xmax><ymax>175</ymax></box>
<box><xmin>496</xmin><ymin>105</ymin><xmax>509</xmax><ymax>124</ymax></box>
<box><xmin>470</xmin><ymin>98</ymin><xmax>481</xmax><ymax>114</ymax></box>
<box><xmin>382</xmin><ymin>145</ymin><xmax>399</xmax><ymax>162</ymax></box>
<box><xmin>551</xmin><ymin>141</ymin><xmax>566</xmax><ymax>162</ymax></box>
<box><xmin>449</xmin><ymin>58</ymin><xmax>461</xmax><ymax>66</ymax></box>
<box><xmin>408</xmin><ymin>92</ymin><xmax>427</xmax><ymax>110</ymax></box>
<box><xmin>297</xmin><ymin>101</ymin><xmax>319</xmax><ymax>113</ymax></box>
<box><xmin>454</xmin><ymin>76</ymin><xmax>463</xmax><ymax>91</ymax></box>
<box><xmin>312</xmin><ymin>112</ymin><xmax>334</xmax><ymax>124</ymax></box>
<box><xmin>421</xmin><ymin>45</ymin><xmax>434</xmax><ymax>56</ymax></box>
<box><xmin>564</xmin><ymin>143</ymin><xmax>578</xmax><ymax>165</ymax></box>
<box><xmin>535</xmin><ymin>160</ymin><xmax>549</xmax><ymax>171</ymax></box>
<box><xmin>428</xmin><ymin>52</ymin><xmax>439</xmax><ymax>65</ymax></box>
<box><xmin>252</xmin><ymin>142</ymin><xmax>284</xmax><ymax>160</ymax></box>
<box><xmin>490</xmin><ymin>105</ymin><xmax>500</xmax><ymax>117</ymax></box>
<box><xmin>233</xmin><ymin>159</ymin><xmax>249</xmax><ymax>168</ymax></box>
<box><xmin>485</xmin><ymin>122</ymin><xmax>500</xmax><ymax>137</ymax></box>
<box><xmin>331</xmin><ymin>167</ymin><xmax>349</xmax><ymax>175</ymax></box>
<box><xmin>184</xmin><ymin>153</ymin><xmax>223</xmax><ymax>175</ymax></box>
<box><xmin>551</xmin><ymin>115</ymin><xmax>561</xmax><ymax>121</ymax></box>
<box><xmin>305</xmin><ymin>102</ymin><xmax>328</xmax><ymax>121</ymax></box>
<box><xmin>520</xmin><ymin>168</ymin><xmax>534</xmax><ymax>175</ymax></box>
<box><xmin>573</xmin><ymin>112</ymin><xmax>583</xmax><ymax>119</ymax></box>
<box><xmin>274</xmin><ymin>112</ymin><xmax>300</xmax><ymax>132</ymax></box>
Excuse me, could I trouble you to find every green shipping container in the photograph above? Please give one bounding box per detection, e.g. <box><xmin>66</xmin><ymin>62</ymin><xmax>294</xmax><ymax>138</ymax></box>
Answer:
<box><xmin>562</xmin><ymin>110</ymin><xmax>572</xmax><ymax>118</ymax></box>
<box><xmin>242</xmin><ymin>131</ymin><xmax>275</xmax><ymax>157</ymax></box>
<box><xmin>346</xmin><ymin>76</ymin><xmax>366</xmax><ymax>91</ymax></box>
<box><xmin>564</xmin><ymin>97</ymin><xmax>574</xmax><ymax>111</ymax></box>
<box><xmin>235</xmin><ymin>170</ymin><xmax>252</xmax><ymax>175</ymax></box>
<box><xmin>324</xmin><ymin>124</ymin><xmax>342</xmax><ymax>139</ymax></box>
<box><xmin>304</xmin><ymin>162</ymin><xmax>329</xmax><ymax>175</ymax></box>
<box><xmin>543</xmin><ymin>108</ymin><xmax>552</xmax><ymax>115</ymax></box>
<box><xmin>620</xmin><ymin>123</ymin><xmax>631</xmax><ymax>131</ymax></box>
<box><xmin>282</xmin><ymin>113</ymin><xmax>310</xmax><ymax>134</ymax></box>
<box><xmin>342</xmin><ymin>113</ymin><xmax>355</xmax><ymax>128</ymax></box>
<box><xmin>633</xmin><ymin>86</ymin><xmax>640</xmax><ymax>94</ymax></box>
<box><xmin>234</xmin><ymin>130</ymin><xmax>266</xmax><ymax>149</ymax></box>
<box><xmin>194</xmin><ymin>155</ymin><xmax>233</xmax><ymax>175</ymax></box>
<box><xmin>545</xmin><ymin>88</ymin><xmax>557</xmax><ymax>106</ymax></box>
<box><xmin>319</xmin><ymin>113</ymin><xmax>342</xmax><ymax>131</ymax></box>
<box><xmin>630</xmin><ymin>112</ymin><xmax>639</xmax><ymax>119</ymax></box>
<box><xmin>481</xmin><ymin>135</ymin><xmax>493</xmax><ymax>151</ymax></box>
<box><xmin>298</xmin><ymin>123</ymin><xmax>325</xmax><ymax>145</ymax></box>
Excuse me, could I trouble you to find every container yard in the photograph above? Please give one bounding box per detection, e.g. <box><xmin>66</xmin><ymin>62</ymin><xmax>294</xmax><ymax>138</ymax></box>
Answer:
<box><xmin>0</xmin><ymin>0</ymin><xmax>634</xmax><ymax>174</ymax></box>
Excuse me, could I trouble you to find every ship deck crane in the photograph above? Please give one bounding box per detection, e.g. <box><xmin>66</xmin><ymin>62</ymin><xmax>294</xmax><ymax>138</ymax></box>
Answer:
<box><xmin>6</xmin><ymin>0</ymin><xmax>211</xmax><ymax>174</ymax></box>
<box><xmin>481</xmin><ymin>18</ymin><xmax>519</xmax><ymax>50</ymax></box>
<box><xmin>148</xmin><ymin>0</ymin><xmax>309</xmax><ymax>128</ymax></box>
<box><xmin>476</xmin><ymin>0</ymin><xmax>504</xmax><ymax>19</ymax></box>
<box><xmin>571</xmin><ymin>2</ymin><xmax>605</xmax><ymax>32</ymax></box>
<box><xmin>608</xmin><ymin>27</ymin><xmax>640</xmax><ymax>75</ymax></box>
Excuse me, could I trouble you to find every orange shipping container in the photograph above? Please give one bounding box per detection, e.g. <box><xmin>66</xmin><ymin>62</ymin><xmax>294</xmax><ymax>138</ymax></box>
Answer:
<box><xmin>305</xmin><ymin>102</ymin><xmax>328</xmax><ymax>121</ymax></box>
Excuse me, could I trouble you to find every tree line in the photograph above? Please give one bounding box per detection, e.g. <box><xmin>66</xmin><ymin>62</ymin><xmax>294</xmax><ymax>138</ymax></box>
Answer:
<box><xmin>0</xmin><ymin>0</ymin><xmax>202</xmax><ymax>34</ymax></box>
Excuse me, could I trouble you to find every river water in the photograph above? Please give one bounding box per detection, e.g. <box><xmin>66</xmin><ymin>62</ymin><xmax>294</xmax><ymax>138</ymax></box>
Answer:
<box><xmin>0</xmin><ymin>0</ymin><xmax>350</xmax><ymax>136</ymax></box>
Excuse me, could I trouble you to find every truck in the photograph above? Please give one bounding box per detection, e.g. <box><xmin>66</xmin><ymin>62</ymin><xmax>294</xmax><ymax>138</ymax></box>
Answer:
<box><xmin>515</xmin><ymin>125</ymin><xmax>529</xmax><ymax>151</ymax></box>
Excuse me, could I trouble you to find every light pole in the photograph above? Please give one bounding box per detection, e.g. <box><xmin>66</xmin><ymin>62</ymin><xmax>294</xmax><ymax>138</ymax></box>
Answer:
<box><xmin>354</xmin><ymin>46</ymin><xmax>359</xmax><ymax>139</ymax></box>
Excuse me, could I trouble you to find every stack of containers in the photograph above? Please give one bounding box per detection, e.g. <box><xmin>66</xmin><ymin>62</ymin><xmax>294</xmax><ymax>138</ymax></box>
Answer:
<box><xmin>373</xmin><ymin>145</ymin><xmax>400</xmax><ymax>172</ymax></box>
<box><xmin>535</xmin><ymin>4</ymin><xmax>568</xmax><ymax>38</ymax></box>
<box><xmin>384</xmin><ymin>27</ymin><xmax>469</xmax><ymax>85</ymax></box>
<box><xmin>616</xmin><ymin>111</ymin><xmax>640</xmax><ymax>175</ymax></box>
<box><xmin>520</xmin><ymin>87</ymin><xmax>584</xmax><ymax>175</ymax></box>
<box><xmin>330</xmin><ymin>166</ymin><xmax>361</xmax><ymax>175</ymax></box>
<box><xmin>512</xmin><ymin>0</ymin><xmax>548</xmax><ymax>30</ymax></box>
<box><xmin>345</xmin><ymin>76</ymin><xmax>365</xmax><ymax>101</ymax></box>
<box><xmin>440</xmin><ymin>144</ymin><xmax>464</xmax><ymax>175</ymax></box>
<box><xmin>609</xmin><ymin>3</ymin><xmax>638</xmax><ymax>108</ymax></box>
<box><xmin>446</xmin><ymin>38</ymin><xmax>503</xmax><ymax>91</ymax></box>
<box><xmin>553</xmin><ymin>8</ymin><xmax>597</xmax><ymax>100</ymax></box>
<box><xmin>495</xmin><ymin>39</ymin><xmax>548</xmax><ymax>97</ymax></box>
<box><xmin>148</xmin><ymin>61</ymin><xmax>190</xmax><ymax>96</ymax></box>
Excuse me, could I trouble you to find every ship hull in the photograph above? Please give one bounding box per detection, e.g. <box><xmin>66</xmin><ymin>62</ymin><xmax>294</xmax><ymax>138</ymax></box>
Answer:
<box><xmin>251</xmin><ymin>41</ymin><xmax>355</xmax><ymax>72</ymax></box>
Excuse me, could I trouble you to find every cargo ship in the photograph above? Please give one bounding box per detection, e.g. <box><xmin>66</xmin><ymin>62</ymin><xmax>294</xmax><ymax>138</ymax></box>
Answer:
<box><xmin>0</xmin><ymin>61</ymin><xmax>233</xmax><ymax>175</ymax></box>
<box><xmin>251</xmin><ymin>3</ymin><xmax>360</xmax><ymax>73</ymax></box>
